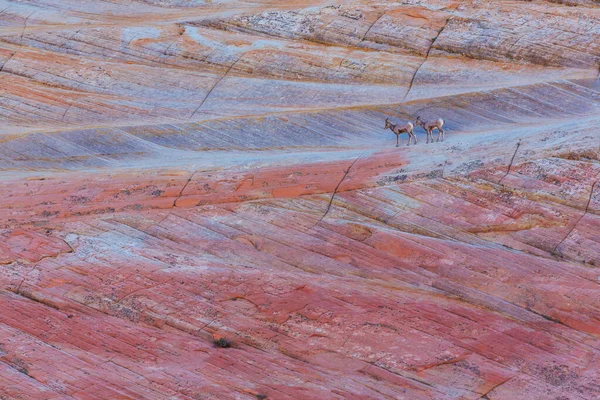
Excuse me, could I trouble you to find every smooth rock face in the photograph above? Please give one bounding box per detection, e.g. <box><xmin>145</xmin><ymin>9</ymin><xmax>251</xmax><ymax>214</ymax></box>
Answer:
<box><xmin>0</xmin><ymin>0</ymin><xmax>599</xmax><ymax>399</ymax></box>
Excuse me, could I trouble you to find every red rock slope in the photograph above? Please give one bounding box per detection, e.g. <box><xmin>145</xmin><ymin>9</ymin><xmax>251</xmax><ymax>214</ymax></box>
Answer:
<box><xmin>0</xmin><ymin>0</ymin><xmax>599</xmax><ymax>399</ymax></box>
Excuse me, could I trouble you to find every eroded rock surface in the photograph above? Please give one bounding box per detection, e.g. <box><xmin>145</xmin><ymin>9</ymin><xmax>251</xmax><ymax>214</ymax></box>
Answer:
<box><xmin>0</xmin><ymin>0</ymin><xmax>599</xmax><ymax>399</ymax></box>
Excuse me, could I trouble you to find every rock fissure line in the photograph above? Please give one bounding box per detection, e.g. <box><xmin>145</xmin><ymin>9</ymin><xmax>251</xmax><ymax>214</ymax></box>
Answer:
<box><xmin>188</xmin><ymin>54</ymin><xmax>245</xmax><ymax>121</ymax></box>
<box><xmin>312</xmin><ymin>153</ymin><xmax>363</xmax><ymax>228</ymax></box>
<box><xmin>499</xmin><ymin>139</ymin><xmax>522</xmax><ymax>184</ymax></box>
<box><xmin>360</xmin><ymin>12</ymin><xmax>385</xmax><ymax>42</ymax></box>
<box><xmin>506</xmin><ymin>34</ymin><xmax>529</xmax><ymax>56</ymax></box>
<box><xmin>14</xmin><ymin>265</ymin><xmax>38</xmax><ymax>295</ymax></box>
<box><xmin>403</xmin><ymin>17</ymin><xmax>450</xmax><ymax>102</ymax></box>
<box><xmin>59</xmin><ymin>28</ymin><xmax>84</xmax><ymax>49</ymax></box>
<box><xmin>61</xmin><ymin>237</ymin><xmax>75</xmax><ymax>253</ymax></box>
<box><xmin>0</xmin><ymin>51</ymin><xmax>16</xmax><ymax>73</ymax></box>
<box><xmin>20</xmin><ymin>11</ymin><xmax>36</xmax><ymax>46</ymax></box>
<box><xmin>552</xmin><ymin>179</ymin><xmax>598</xmax><ymax>257</ymax></box>
<box><xmin>525</xmin><ymin>306</ymin><xmax>573</xmax><ymax>330</ymax></box>
<box><xmin>198</xmin><ymin>16</ymin><xmax>429</xmax><ymax>58</ymax></box>
<box><xmin>7</xmin><ymin>288</ymin><xmax>61</xmax><ymax>311</ymax></box>
<box><xmin>8</xmin><ymin>240</ymin><xmax>74</xmax><ymax>294</ymax></box>
<box><xmin>163</xmin><ymin>39</ymin><xmax>179</xmax><ymax>56</ymax></box>
<box><xmin>143</xmin><ymin>172</ymin><xmax>196</xmax><ymax>233</ymax></box>
<box><xmin>61</xmin><ymin>103</ymin><xmax>72</xmax><ymax>121</ymax></box>
<box><xmin>480</xmin><ymin>376</ymin><xmax>514</xmax><ymax>399</ymax></box>
<box><xmin>173</xmin><ymin>172</ymin><xmax>196</xmax><ymax>208</ymax></box>
<box><xmin>374</xmin><ymin>365</ymin><xmax>440</xmax><ymax>392</ymax></box>
<box><xmin>125</xmin><ymin>33</ymin><xmax>140</xmax><ymax>48</ymax></box>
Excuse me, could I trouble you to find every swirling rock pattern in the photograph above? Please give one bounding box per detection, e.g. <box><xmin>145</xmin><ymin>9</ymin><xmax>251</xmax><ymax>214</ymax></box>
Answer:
<box><xmin>0</xmin><ymin>0</ymin><xmax>599</xmax><ymax>399</ymax></box>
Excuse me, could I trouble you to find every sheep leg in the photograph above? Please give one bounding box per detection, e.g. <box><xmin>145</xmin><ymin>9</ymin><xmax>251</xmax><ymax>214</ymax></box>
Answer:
<box><xmin>411</xmin><ymin>129</ymin><xmax>417</xmax><ymax>145</ymax></box>
<box><xmin>436</xmin><ymin>128</ymin><xmax>441</xmax><ymax>142</ymax></box>
<box><xmin>396</xmin><ymin>133</ymin><xmax>399</xmax><ymax>147</ymax></box>
<box><xmin>440</xmin><ymin>128</ymin><xmax>445</xmax><ymax>142</ymax></box>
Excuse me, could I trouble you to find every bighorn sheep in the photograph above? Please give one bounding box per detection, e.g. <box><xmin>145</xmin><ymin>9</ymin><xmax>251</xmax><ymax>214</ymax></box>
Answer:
<box><xmin>415</xmin><ymin>116</ymin><xmax>445</xmax><ymax>143</ymax></box>
<box><xmin>385</xmin><ymin>118</ymin><xmax>417</xmax><ymax>147</ymax></box>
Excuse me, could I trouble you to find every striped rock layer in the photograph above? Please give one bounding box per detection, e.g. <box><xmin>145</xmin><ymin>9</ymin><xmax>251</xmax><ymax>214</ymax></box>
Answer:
<box><xmin>0</xmin><ymin>0</ymin><xmax>599</xmax><ymax>399</ymax></box>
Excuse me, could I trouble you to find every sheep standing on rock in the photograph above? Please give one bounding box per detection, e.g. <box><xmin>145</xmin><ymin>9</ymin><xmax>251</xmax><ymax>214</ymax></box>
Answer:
<box><xmin>415</xmin><ymin>116</ymin><xmax>445</xmax><ymax>143</ymax></box>
<box><xmin>384</xmin><ymin>118</ymin><xmax>417</xmax><ymax>147</ymax></box>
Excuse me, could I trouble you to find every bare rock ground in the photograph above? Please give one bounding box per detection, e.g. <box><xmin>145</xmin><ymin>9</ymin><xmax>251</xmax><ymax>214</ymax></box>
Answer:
<box><xmin>0</xmin><ymin>0</ymin><xmax>599</xmax><ymax>399</ymax></box>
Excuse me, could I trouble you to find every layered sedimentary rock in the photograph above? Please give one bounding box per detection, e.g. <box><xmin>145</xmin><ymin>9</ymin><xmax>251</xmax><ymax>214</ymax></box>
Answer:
<box><xmin>0</xmin><ymin>0</ymin><xmax>599</xmax><ymax>399</ymax></box>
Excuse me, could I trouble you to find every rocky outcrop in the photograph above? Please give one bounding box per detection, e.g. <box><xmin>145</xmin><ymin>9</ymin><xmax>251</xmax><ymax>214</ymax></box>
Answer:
<box><xmin>433</xmin><ymin>5</ymin><xmax>600</xmax><ymax>69</ymax></box>
<box><xmin>1</xmin><ymin>0</ymin><xmax>599</xmax><ymax>399</ymax></box>
<box><xmin>199</xmin><ymin>5</ymin><xmax>450</xmax><ymax>56</ymax></box>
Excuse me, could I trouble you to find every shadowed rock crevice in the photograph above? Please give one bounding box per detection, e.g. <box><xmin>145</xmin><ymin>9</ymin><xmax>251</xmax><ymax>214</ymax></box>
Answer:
<box><xmin>359</xmin><ymin>11</ymin><xmax>385</xmax><ymax>43</ymax></box>
<box><xmin>173</xmin><ymin>172</ymin><xmax>196</xmax><ymax>208</ymax></box>
<box><xmin>312</xmin><ymin>153</ymin><xmax>363</xmax><ymax>228</ymax></box>
<box><xmin>552</xmin><ymin>180</ymin><xmax>599</xmax><ymax>258</ymax></box>
<box><xmin>0</xmin><ymin>51</ymin><xmax>16</xmax><ymax>73</ymax></box>
<box><xmin>404</xmin><ymin>17</ymin><xmax>451</xmax><ymax>102</ymax></box>
<box><xmin>19</xmin><ymin>11</ymin><xmax>36</xmax><ymax>46</ymax></box>
<box><xmin>188</xmin><ymin>55</ymin><xmax>246</xmax><ymax>120</ymax></box>
<box><xmin>499</xmin><ymin>139</ymin><xmax>522</xmax><ymax>184</ymax></box>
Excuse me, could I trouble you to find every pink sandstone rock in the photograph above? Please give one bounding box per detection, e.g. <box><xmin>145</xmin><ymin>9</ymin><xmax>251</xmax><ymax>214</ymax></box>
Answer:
<box><xmin>0</xmin><ymin>0</ymin><xmax>599</xmax><ymax>399</ymax></box>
